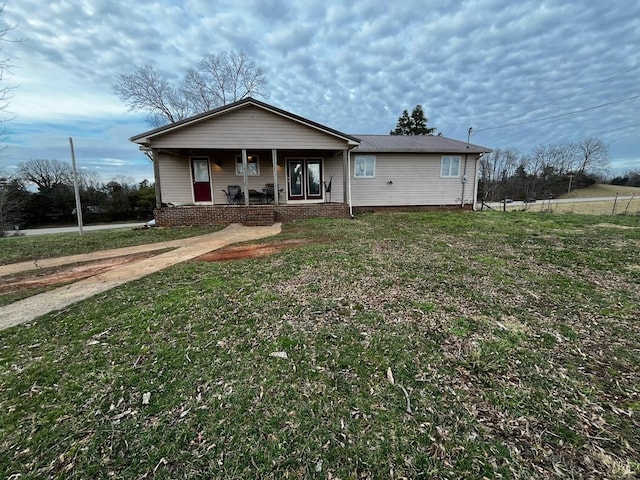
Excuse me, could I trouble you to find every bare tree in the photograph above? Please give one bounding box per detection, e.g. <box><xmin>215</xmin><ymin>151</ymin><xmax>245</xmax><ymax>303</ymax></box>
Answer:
<box><xmin>114</xmin><ymin>51</ymin><xmax>267</xmax><ymax>127</ymax></box>
<box><xmin>576</xmin><ymin>137</ymin><xmax>609</xmax><ymax>174</ymax></box>
<box><xmin>0</xmin><ymin>5</ymin><xmax>19</xmax><ymax>146</ymax></box>
<box><xmin>479</xmin><ymin>148</ymin><xmax>522</xmax><ymax>201</ymax></box>
<box><xmin>183</xmin><ymin>51</ymin><xmax>267</xmax><ymax>108</ymax></box>
<box><xmin>481</xmin><ymin>148</ymin><xmax>521</xmax><ymax>184</ymax></box>
<box><xmin>17</xmin><ymin>159</ymin><xmax>74</xmax><ymax>190</ymax></box>
<box><xmin>114</xmin><ymin>65</ymin><xmax>190</xmax><ymax>126</ymax></box>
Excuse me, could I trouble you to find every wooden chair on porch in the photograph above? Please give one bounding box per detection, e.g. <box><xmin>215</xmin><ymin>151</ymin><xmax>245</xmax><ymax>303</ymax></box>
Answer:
<box><xmin>223</xmin><ymin>185</ymin><xmax>242</xmax><ymax>204</ymax></box>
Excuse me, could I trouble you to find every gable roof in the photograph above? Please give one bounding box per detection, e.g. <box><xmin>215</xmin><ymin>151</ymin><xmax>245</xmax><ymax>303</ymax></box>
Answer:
<box><xmin>130</xmin><ymin>97</ymin><xmax>360</xmax><ymax>146</ymax></box>
<box><xmin>353</xmin><ymin>135</ymin><xmax>492</xmax><ymax>154</ymax></box>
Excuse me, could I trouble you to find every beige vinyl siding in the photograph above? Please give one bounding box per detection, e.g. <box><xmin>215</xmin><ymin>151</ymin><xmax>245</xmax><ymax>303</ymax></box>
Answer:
<box><xmin>152</xmin><ymin>106</ymin><xmax>348</xmax><ymax>150</ymax></box>
<box><xmin>158</xmin><ymin>153</ymin><xmax>194</xmax><ymax>204</ymax></box>
<box><xmin>323</xmin><ymin>154</ymin><xmax>344</xmax><ymax>203</ymax></box>
<box><xmin>350</xmin><ymin>153</ymin><xmax>478</xmax><ymax>207</ymax></box>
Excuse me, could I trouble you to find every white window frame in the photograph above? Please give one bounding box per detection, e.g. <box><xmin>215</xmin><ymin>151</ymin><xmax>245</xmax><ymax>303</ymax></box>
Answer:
<box><xmin>235</xmin><ymin>154</ymin><xmax>260</xmax><ymax>176</ymax></box>
<box><xmin>354</xmin><ymin>154</ymin><xmax>376</xmax><ymax>178</ymax></box>
<box><xmin>441</xmin><ymin>156</ymin><xmax>461</xmax><ymax>178</ymax></box>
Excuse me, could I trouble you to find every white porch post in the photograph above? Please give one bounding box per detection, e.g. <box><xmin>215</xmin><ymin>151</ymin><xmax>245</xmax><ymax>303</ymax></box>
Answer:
<box><xmin>241</xmin><ymin>149</ymin><xmax>249</xmax><ymax>205</ymax></box>
<box><xmin>272</xmin><ymin>149</ymin><xmax>279</xmax><ymax>205</ymax></box>
<box><xmin>345</xmin><ymin>149</ymin><xmax>353</xmax><ymax>217</ymax></box>
<box><xmin>151</xmin><ymin>148</ymin><xmax>162</xmax><ymax>208</ymax></box>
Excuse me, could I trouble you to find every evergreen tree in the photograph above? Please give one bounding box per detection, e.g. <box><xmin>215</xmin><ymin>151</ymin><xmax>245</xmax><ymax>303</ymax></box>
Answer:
<box><xmin>390</xmin><ymin>105</ymin><xmax>438</xmax><ymax>135</ymax></box>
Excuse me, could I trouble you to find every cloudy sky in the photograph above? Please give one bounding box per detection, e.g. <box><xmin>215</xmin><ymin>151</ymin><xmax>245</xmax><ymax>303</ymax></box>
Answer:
<box><xmin>2</xmin><ymin>0</ymin><xmax>639</xmax><ymax>184</ymax></box>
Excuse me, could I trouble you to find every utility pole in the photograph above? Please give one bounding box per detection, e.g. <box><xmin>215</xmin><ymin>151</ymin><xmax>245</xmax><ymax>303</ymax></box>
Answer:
<box><xmin>567</xmin><ymin>174</ymin><xmax>574</xmax><ymax>195</ymax></box>
<box><xmin>69</xmin><ymin>137</ymin><xmax>84</xmax><ymax>236</ymax></box>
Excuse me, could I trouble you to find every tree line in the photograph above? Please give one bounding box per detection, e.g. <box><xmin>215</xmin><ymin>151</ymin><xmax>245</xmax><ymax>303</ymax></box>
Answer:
<box><xmin>0</xmin><ymin>159</ymin><xmax>155</xmax><ymax>234</ymax></box>
<box><xmin>478</xmin><ymin>137</ymin><xmax>619</xmax><ymax>202</ymax></box>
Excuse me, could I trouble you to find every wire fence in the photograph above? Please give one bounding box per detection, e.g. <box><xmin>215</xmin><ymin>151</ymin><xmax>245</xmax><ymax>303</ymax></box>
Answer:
<box><xmin>493</xmin><ymin>195</ymin><xmax>640</xmax><ymax>215</ymax></box>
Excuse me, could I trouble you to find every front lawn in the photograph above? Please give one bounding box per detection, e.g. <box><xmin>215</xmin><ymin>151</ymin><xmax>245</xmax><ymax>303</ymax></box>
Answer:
<box><xmin>1</xmin><ymin>211</ymin><xmax>639</xmax><ymax>478</ymax></box>
<box><xmin>0</xmin><ymin>225</ymin><xmax>223</xmax><ymax>266</ymax></box>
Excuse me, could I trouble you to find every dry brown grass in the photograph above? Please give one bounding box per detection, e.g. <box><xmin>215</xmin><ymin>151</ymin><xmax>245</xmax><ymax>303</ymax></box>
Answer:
<box><xmin>563</xmin><ymin>184</ymin><xmax>640</xmax><ymax>199</ymax></box>
<box><xmin>511</xmin><ymin>197</ymin><xmax>640</xmax><ymax>215</ymax></box>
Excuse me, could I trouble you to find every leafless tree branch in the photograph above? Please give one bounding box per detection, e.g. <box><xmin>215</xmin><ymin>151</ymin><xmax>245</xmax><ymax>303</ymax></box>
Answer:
<box><xmin>114</xmin><ymin>51</ymin><xmax>268</xmax><ymax>127</ymax></box>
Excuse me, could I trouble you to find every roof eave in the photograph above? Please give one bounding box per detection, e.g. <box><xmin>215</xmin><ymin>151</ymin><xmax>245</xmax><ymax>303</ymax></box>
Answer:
<box><xmin>354</xmin><ymin>148</ymin><xmax>491</xmax><ymax>154</ymax></box>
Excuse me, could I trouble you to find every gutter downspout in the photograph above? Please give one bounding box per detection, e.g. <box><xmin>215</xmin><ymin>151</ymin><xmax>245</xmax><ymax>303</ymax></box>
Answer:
<box><xmin>472</xmin><ymin>154</ymin><xmax>483</xmax><ymax>211</ymax></box>
<box><xmin>461</xmin><ymin>127</ymin><xmax>472</xmax><ymax>208</ymax></box>
<box><xmin>461</xmin><ymin>153</ymin><xmax>468</xmax><ymax>208</ymax></box>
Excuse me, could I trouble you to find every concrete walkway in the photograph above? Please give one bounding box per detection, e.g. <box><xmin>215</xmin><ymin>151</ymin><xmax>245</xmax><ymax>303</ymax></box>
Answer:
<box><xmin>0</xmin><ymin>223</ymin><xmax>281</xmax><ymax>331</ymax></box>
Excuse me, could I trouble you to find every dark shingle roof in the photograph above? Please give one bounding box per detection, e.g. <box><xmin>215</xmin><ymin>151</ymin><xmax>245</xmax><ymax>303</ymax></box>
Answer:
<box><xmin>352</xmin><ymin>134</ymin><xmax>491</xmax><ymax>154</ymax></box>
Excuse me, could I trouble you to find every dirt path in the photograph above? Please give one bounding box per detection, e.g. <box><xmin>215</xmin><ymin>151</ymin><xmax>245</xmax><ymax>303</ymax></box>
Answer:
<box><xmin>0</xmin><ymin>223</ymin><xmax>281</xmax><ymax>331</ymax></box>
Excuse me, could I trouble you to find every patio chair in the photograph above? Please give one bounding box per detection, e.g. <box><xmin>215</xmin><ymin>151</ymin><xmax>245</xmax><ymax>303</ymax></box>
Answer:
<box><xmin>223</xmin><ymin>185</ymin><xmax>242</xmax><ymax>204</ymax></box>
<box><xmin>263</xmin><ymin>183</ymin><xmax>284</xmax><ymax>203</ymax></box>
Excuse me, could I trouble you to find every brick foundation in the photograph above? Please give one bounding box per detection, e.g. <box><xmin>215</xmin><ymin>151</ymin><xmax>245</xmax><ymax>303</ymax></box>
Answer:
<box><xmin>352</xmin><ymin>204</ymin><xmax>474</xmax><ymax>214</ymax></box>
<box><xmin>155</xmin><ymin>203</ymin><xmax>351</xmax><ymax>227</ymax></box>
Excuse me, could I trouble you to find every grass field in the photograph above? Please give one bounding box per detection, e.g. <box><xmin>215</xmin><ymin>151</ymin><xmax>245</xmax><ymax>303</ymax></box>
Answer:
<box><xmin>503</xmin><ymin>184</ymin><xmax>640</xmax><ymax>215</ymax></box>
<box><xmin>516</xmin><ymin>197</ymin><xmax>640</xmax><ymax>215</ymax></box>
<box><xmin>0</xmin><ymin>225</ymin><xmax>222</xmax><ymax>266</ymax></box>
<box><xmin>1</xmin><ymin>211</ymin><xmax>639</xmax><ymax>479</ymax></box>
<box><xmin>562</xmin><ymin>184</ymin><xmax>640</xmax><ymax>199</ymax></box>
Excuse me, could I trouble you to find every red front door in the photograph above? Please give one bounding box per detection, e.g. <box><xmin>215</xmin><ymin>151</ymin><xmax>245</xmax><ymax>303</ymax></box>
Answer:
<box><xmin>191</xmin><ymin>157</ymin><xmax>212</xmax><ymax>202</ymax></box>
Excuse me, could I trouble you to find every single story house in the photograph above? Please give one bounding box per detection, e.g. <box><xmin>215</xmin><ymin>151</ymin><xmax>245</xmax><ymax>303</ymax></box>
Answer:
<box><xmin>130</xmin><ymin>97</ymin><xmax>491</xmax><ymax>226</ymax></box>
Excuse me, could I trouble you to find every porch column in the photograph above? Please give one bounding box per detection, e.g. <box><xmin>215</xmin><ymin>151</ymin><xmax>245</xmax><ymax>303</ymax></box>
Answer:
<box><xmin>345</xmin><ymin>148</ymin><xmax>353</xmax><ymax>217</ymax></box>
<box><xmin>241</xmin><ymin>149</ymin><xmax>249</xmax><ymax>205</ymax></box>
<box><xmin>272</xmin><ymin>149</ymin><xmax>279</xmax><ymax>206</ymax></box>
<box><xmin>151</xmin><ymin>148</ymin><xmax>162</xmax><ymax>208</ymax></box>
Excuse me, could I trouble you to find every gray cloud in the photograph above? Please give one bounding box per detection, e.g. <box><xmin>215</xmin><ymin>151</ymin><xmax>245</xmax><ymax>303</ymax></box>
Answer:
<box><xmin>2</xmin><ymin>0</ymin><xmax>639</xmax><ymax>180</ymax></box>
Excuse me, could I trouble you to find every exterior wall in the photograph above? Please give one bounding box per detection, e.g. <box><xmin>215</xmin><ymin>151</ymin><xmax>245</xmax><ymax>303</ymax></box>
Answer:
<box><xmin>155</xmin><ymin>204</ymin><xmax>350</xmax><ymax>227</ymax></box>
<box><xmin>158</xmin><ymin>152</ymin><xmax>193</xmax><ymax>204</ymax></box>
<box><xmin>152</xmin><ymin>106</ymin><xmax>349</xmax><ymax>150</ymax></box>
<box><xmin>350</xmin><ymin>153</ymin><xmax>479</xmax><ymax>207</ymax></box>
<box><xmin>322</xmin><ymin>153</ymin><xmax>345</xmax><ymax>203</ymax></box>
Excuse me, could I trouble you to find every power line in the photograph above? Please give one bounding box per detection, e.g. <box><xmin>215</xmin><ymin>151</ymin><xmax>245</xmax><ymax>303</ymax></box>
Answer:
<box><xmin>597</xmin><ymin>123</ymin><xmax>640</xmax><ymax>137</ymax></box>
<box><xmin>474</xmin><ymin>94</ymin><xmax>640</xmax><ymax>133</ymax></box>
<box><xmin>497</xmin><ymin>64</ymin><xmax>640</xmax><ymax>125</ymax></box>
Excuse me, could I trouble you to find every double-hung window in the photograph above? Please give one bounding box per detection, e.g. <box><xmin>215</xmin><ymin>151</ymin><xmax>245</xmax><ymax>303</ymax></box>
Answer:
<box><xmin>441</xmin><ymin>156</ymin><xmax>461</xmax><ymax>177</ymax></box>
<box><xmin>235</xmin><ymin>154</ymin><xmax>260</xmax><ymax>176</ymax></box>
<box><xmin>354</xmin><ymin>155</ymin><xmax>375</xmax><ymax>178</ymax></box>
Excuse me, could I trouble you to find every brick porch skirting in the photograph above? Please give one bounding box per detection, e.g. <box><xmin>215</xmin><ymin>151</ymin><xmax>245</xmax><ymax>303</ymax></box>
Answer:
<box><xmin>155</xmin><ymin>203</ymin><xmax>350</xmax><ymax>227</ymax></box>
<box><xmin>352</xmin><ymin>204</ymin><xmax>473</xmax><ymax>214</ymax></box>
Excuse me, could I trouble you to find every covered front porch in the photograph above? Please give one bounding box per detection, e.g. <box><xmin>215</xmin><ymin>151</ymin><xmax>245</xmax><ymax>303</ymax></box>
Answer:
<box><xmin>151</xmin><ymin>146</ymin><xmax>352</xmax><ymax>226</ymax></box>
<box><xmin>151</xmin><ymin>147</ymin><xmax>348</xmax><ymax>208</ymax></box>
